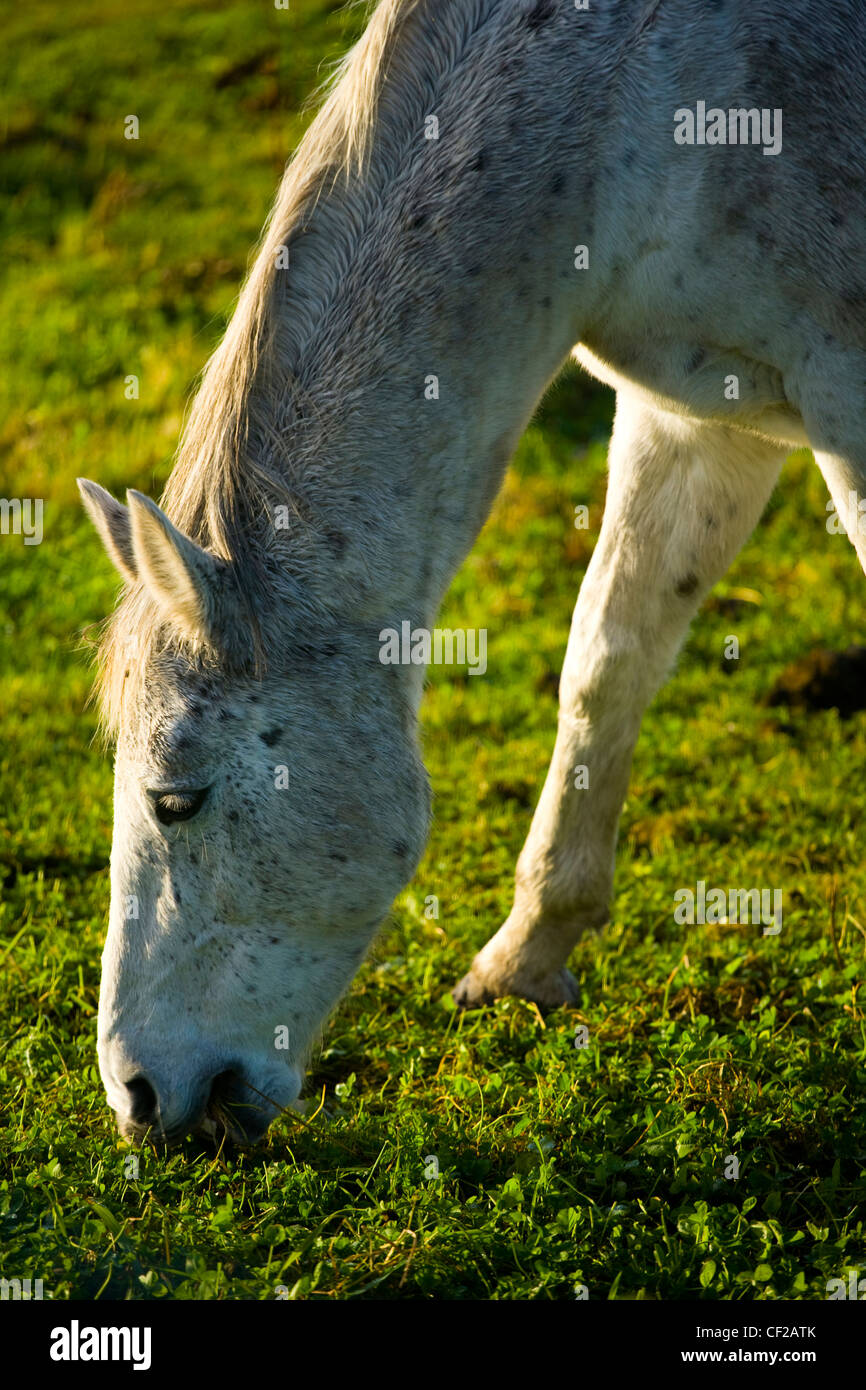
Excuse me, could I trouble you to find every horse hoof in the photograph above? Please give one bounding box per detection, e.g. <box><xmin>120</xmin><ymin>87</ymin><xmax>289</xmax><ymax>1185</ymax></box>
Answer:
<box><xmin>451</xmin><ymin>966</ymin><xmax>579</xmax><ymax>1011</ymax></box>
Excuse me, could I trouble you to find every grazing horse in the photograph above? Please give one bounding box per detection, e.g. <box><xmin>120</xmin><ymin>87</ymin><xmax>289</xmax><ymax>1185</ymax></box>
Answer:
<box><xmin>80</xmin><ymin>0</ymin><xmax>866</xmax><ymax>1143</ymax></box>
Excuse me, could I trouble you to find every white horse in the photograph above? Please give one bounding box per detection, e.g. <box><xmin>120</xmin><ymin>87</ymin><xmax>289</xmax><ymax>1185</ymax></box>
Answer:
<box><xmin>80</xmin><ymin>0</ymin><xmax>866</xmax><ymax>1143</ymax></box>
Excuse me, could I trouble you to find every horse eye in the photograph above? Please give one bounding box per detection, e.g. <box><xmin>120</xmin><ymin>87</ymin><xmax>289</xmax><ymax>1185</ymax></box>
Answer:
<box><xmin>152</xmin><ymin>787</ymin><xmax>210</xmax><ymax>825</ymax></box>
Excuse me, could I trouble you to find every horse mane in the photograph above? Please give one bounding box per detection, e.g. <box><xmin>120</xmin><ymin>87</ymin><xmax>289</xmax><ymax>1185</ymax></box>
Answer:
<box><xmin>95</xmin><ymin>0</ymin><xmax>423</xmax><ymax>739</ymax></box>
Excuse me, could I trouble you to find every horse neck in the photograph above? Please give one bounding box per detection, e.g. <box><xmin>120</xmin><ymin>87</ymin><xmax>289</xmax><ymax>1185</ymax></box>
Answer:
<box><xmin>225</xmin><ymin>2</ymin><xmax>616</xmax><ymax>630</ymax></box>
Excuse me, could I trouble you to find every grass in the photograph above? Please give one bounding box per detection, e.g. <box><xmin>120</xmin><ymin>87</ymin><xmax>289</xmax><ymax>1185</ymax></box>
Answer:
<box><xmin>1</xmin><ymin>0</ymin><xmax>865</xmax><ymax>1301</ymax></box>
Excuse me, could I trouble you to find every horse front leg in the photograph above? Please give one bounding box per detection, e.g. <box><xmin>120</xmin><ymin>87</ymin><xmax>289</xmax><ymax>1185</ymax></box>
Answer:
<box><xmin>454</xmin><ymin>390</ymin><xmax>785</xmax><ymax>1008</ymax></box>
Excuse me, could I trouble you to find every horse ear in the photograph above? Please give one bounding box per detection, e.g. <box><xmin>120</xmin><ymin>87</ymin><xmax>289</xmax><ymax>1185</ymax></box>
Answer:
<box><xmin>125</xmin><ymin>489</ymin><xmax>227</xmax><ymax>647</ymax></box>
<box><xmin>77</xmin><ymin>479</ymin><xmax>138</xmax><ymax>585</ymax></box>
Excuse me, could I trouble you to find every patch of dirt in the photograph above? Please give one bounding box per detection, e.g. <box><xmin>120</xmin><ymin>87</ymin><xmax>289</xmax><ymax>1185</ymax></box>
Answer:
<box><xmin>666</xmin><ymin>979</ymin><xmax>764</xmax><ymax>1023</ymax></box>
<box><xmin>627</xmin><ymin>808</ymin><xmax>698</xmax><ymax>854</ymax></box>
<box><xmin>484</xmin><ymin>779</ymin><xmax>535</xmax><ymax>808</ymax></box>
<box><xmin>533</xmin><ymin>668</ymin><xmax>559</xmax><ymax>700</ymax></box>
<box><xmin>1</xmin><ymin>853</ymin><xmax>105</xmax><ymax>888</ymax></box>
<box><xmin>766</xmin><ymin>645</ymin><xmax>866</xmax><ymax>717</ymax></box>
<box><xmin>214</xmin><ymin>49</ymin><xmax>276</xmax><ymax>89</ymax></box>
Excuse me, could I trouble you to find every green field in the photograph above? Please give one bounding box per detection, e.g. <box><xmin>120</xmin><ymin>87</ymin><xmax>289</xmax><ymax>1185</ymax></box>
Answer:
<box><xmin>1</xmin><ymin>0</ymin><xmax>865</xmax><ymax>1300</ymax></box>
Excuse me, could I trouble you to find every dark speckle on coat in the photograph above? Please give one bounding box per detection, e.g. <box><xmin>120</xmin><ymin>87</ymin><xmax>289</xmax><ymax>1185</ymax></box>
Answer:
<box><xmin>260</xmin><ymin>727</ymin><xmax>283</xmax><ymax>747</ymax></box>
<box><xmin>526</xmin><ymin>0</ymin><xmax>556</xmax><ymax>31</ymax></box>
<box><xmin>675</xmin><ymin>573</ymin><xmax>700</xmax><ymax>598</ymax></box>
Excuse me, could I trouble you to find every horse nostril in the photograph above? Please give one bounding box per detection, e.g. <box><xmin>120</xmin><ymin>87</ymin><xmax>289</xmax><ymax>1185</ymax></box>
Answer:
<box><xmin>208</xmin><ymin>1069</ymin><xmax>245</xmax><ymax>1108</ymax></box>
<box><xmin>206</xmin><ymin>1068</ymin><xmax>261</xmax><ymax>1137</ymax></box>
<box><xmin>125</xmin><ymin>1075</ymin><xmax>158</xmax><ymax>1126</ymax></box>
